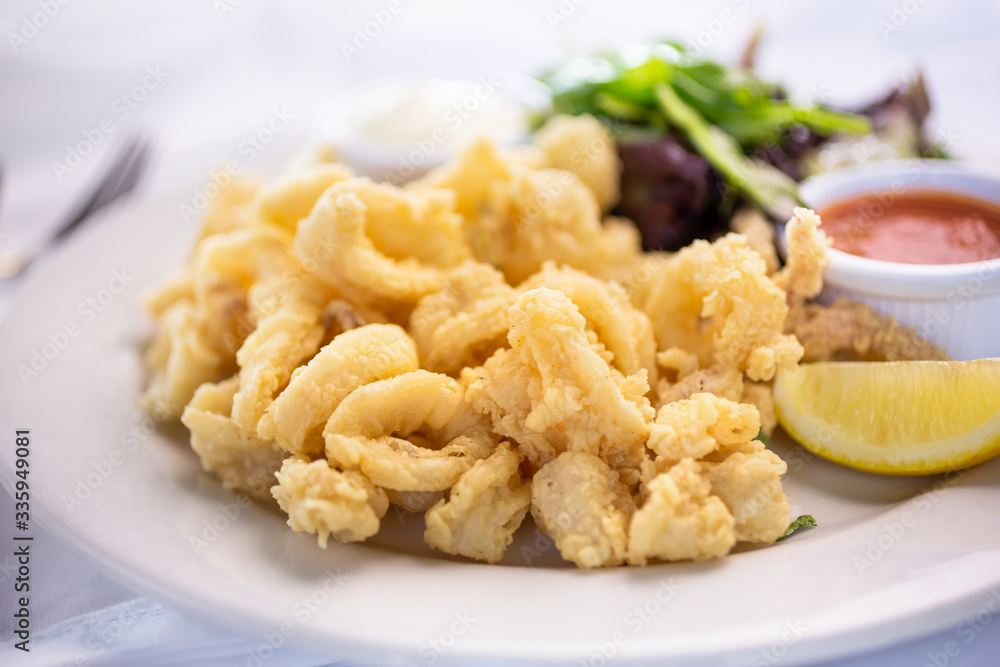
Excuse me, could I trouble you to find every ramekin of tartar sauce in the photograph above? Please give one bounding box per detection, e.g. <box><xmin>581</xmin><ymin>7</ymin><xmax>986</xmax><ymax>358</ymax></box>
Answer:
<box><xmin>315</xmin><ymin>71</ymin><xmax>551</xmax><ymax>184</ymax></box>
<box><xmin>793</xmin><ymin>159</ymin><xmax>1000</xmax><ymax>360</ymax></box>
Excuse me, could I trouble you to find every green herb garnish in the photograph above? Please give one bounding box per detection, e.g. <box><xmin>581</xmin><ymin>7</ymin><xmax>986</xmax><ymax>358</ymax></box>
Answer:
<box><xmin>540</xmin><ymin>43</ymin><xmax>871</xmax><ymax>219</ymax></box>
<box><xmin>776</xmin><ymin>515</ymin><xmax>817</xmax><ymax>542</ymax></box>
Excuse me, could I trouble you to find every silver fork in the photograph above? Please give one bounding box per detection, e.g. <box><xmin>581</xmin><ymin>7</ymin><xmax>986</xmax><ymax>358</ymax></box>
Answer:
<box><xmin>0</xmin><ymin>136</ymin><xmax>152</xmax><ymax>279</ymax></box>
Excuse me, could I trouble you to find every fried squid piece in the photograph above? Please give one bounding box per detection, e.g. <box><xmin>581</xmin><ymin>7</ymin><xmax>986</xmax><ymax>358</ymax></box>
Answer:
<box><xmin>534</xmin><ymin>114</ymin><xmax>620</xmax><ymax>212</ymax></box>
<box><xmin>272</xmin><ymin>456</ymin><xmax>388</xmax><ymax>546</ymax></box>
<box><xmin>654</xmin><ymin>351</ymin><xmax>777</xmax><ymax>436</ymax></box>
<box><xmin>639</xmin><ymin>233</ymin><xmax>803</xmax><ymax>381</ymax></box>
<box><xmin>386</xmin><ymin>489</ymin><xmax>445</xmax><ymax>513</ymax></box>
<box><xmin>320</xmin><ymin>299</ymin><xmax>388</xmax><ymax>344</ymax></box>
<box><xmin>409</xmin><ymin>261</ymin><xmax>518</xmax><ymax>375</ymax></box>
<box><xmin>231</xmin><ymin>296</ymin><xmax>324</xmax><ymax>436</ymax></box>
<box><xmin>142</xmin><ymin>270</ymin><xmax>194</xmax><ymax>318</ymax></box>
<box><xmin>409</xmin><ymin>138</ymin><xmax>512</xmax><ymax>231</ymax></box>
<box><xmin>181</xmin><ymin>377</ymin><xmax>286</xmax><ymax>503</ymax></box>
<box><xmin>647</xmin><ymin>393</ymin><xmax>761</xmax><ymax>464</ymax></box>
<box><xmin>324</xmin><ymin>370</ymin><xmax>493</xmax><ymax>492</ymax></box>
<box><xmin>465</xmin><ymin>288</ymin><xmax>653</xmax><ymax>477</ymax></box>
<box><xmin>257</xmin><ymin>324</ymin><xmax>418</xmax><ymax>457</ymax></box>
<box><xmin>786</xmin><ymin>298</ymin><xmax>948</xmax><ymax>362</ymax></box>
<box><xmin>700</xmin><ymin>440</ymin><xmax>790</xmax><ymax>544</ymax></box>
<box><xmin>186</xmin><ymin>178</ymin><xmax>259</xmax><ymax>241</ymax></box>
<box><xmin>628</xmin><ymin>459</ymin><xmax>736</xmax><ymax>565</ymax></box>
<box><xmin>519</xmin><ymin>263</ymin><xmax>657</xmax><ymax>385</ymax></box>
<box><xmin>482</xmin><ymin>165</ymin><xmax>640</xmax><ymax>284</ymax></box>
<box><xmin>773</xmin><ymin>207</ymin><xmax>832</xmax><ymax>303</ymax></box>
<box><xmin>731</xmin><ymin>207</ymin><xmax>779</xmax><ymax>274</ymax></box>
<box><xmin>531</xmin><ymin>452</ymin><xmax>635</xmax><ymax>568</ymax></box>
<box><xmin>294</xmin><ymin>178</ymin><xmax>470</xmax><ymax>308</ymax></box>
<box><xmin>424</xmin><ymin>442</ymin><xmax>531</xmax><ymax>564</ymax></box>
<box><xmin>656</xmin><ymin>360</ymin><xmax>744</xmax><ymax>409</ymax></box>
<box><xmin>142</xmin><ymin>300</ymin><xmax>225</xmax><ymax>419</ymax></box>
<box><xmin>253</xmin><ymin>162</ymin><xmax>354</xmax><ymax>233</ymax></box>
<box><xmin>741</xmin><ymin>382</ymin><xmax>777</xmax><ymax>438</ymax></box>
<box><xmin>142</xmin><ymin>227</ymin><xmax>295</xmax><ymax>419</ymax></box>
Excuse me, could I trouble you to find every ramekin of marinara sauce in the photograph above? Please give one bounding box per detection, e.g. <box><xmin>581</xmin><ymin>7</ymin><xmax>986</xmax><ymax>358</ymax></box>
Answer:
<box><xmin>819</xmin><ymin>190</ymin><xmax>1000</xmax><ymax>265</ymax></box>
<box><xmin>793</xmin><ymin>160</ymin><xmax>1000</xmax><ymax>360</ymax></box>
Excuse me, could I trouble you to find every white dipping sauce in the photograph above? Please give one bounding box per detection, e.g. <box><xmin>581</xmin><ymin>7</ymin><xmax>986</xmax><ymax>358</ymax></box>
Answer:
<box><xmin>354</xmin><ymin>78</ymin><xmax>530</xmax><ymax>148</ymax></box>
<box><xmin>320</xmin><ymin>72</ymin><xmax>550</xmax><ymax>183</ymax></box>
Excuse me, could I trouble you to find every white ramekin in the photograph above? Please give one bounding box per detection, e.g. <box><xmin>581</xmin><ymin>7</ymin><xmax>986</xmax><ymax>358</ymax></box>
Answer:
<box><xmin>795</xmin><ymin>159</ymin><xmax>1000</xmax><ymax>361</ymax></box>
<box><xmin>314</xmin><ymin>70</ymin><xmax>550</xmax><ymax>184</ymax></box>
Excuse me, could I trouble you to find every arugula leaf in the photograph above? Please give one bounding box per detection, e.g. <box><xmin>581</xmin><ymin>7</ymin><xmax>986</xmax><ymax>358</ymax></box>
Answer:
<box><xmin>653</xmin><ymin>81</ymin><xmax>802</xmax><ymax>219</ymax></box>
<box><xmin>541</xmin><ymin>43</ymin><xmax>870</xmax><ymax>152</ymax></box>
<box><xmin>776</xmin><ymin>515</ymin><xmax>817</xmax><ymax>542</ymax></box>
<box><xmin>538</xmin><ymin>42</ymin><xmax>872</xmax><ymax>228</ymax></box>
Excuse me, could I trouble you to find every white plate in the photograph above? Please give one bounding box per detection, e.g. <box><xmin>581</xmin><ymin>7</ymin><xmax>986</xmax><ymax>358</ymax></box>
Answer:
<box><xmin>2</xmin><ymin>189</ymin><xmax>1000</xmax><ymax>667</ymax></box>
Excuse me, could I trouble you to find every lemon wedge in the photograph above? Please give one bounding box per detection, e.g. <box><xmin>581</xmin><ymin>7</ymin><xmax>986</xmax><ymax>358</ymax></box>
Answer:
<box><xmin>774</xmin><ymin>359</ymin><xmax>1000</xmax><ymax>475</ymax></box>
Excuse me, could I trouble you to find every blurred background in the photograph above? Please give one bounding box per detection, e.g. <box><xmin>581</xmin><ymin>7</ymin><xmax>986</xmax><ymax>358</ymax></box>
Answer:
<box><xmin>2</xmin><ymin>0</ymin><xmax>999</xmax><ymax>255</ymax></box>
<box><xmin>1</xmin><ymin>0</ymin><xmax>999</xmax><ymax>664</ymax></box>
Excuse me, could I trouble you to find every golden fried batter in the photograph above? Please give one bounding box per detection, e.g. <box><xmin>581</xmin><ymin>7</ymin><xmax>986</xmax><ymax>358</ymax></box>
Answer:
<box><xmin>465</xmin><ymin>288</ymin><xmax>653</xmax><ymax>475</ymax></box>
<box><xmin>639</xmin><ymin>233</ymin><xmax>803</xmax><ymax>381</ymax></box>
<box><xmin>731</xmin><ymin>207</ymin><xmax>780</xmax><ymax>274</ymax></box>
<box><xmin>787</xmin><ymin>298</ymin><xmax>948</xmax><ymax>362</ymax></box>
<box><xmin>534</xmin><ymin>114</ymin><xmax>620</xmax><ymax>212</ymax></box>
<box><xmin>257</xmin><ymin>324</ymin><xmax>419</xmax><ymax>457</ymax></box>
<box><xmin>325</xmin><ymin>371</ymin><xmax>493</xmax><ymax>491</ymax></box>
<box><xmin>648</xmin><ymin>393</ymin><xmax>761</xmax><ymax>463</ymax></box>
<box><xmin>144</xmin><ymin>113</ymin><xmax>811</xmax><ymax>569</ymax></box>
<box><xmin>701</xmin><ymin>441</ymin><xmax>789</xmax><ymax>543</ymax></box>
<box><xmin>181</xmin><ymin>376</ymin><xmax>286</xmax><ymax>503</ymax></box>
<box><xmin>424</xmin><ymin>442</ymin><xmax>531</xmax><ymax>563</ymax></box>
<box><xmin>519</xmin><ymin>263</ymin><xmax>657</xmax><ymax>384</ymax></box>
<box><xmin>272</xmin><ymin>456</ymin><xmax>388</xmax><ymax>546</ymax></box>
<box><xmin>294</xmin><ymin>178</ymin><xmax>470</xmax><ymax>308</ymax></box>
<box><xmin>774</xmin><ymin>207</ymin><xmax>832</xmax><ymax>303</ymax></box>
<box><xmin>531</xmin><ymin>452</ymin><xmax>635</xmax><ymax>568</ymax></box>
<box><xmin>628</xmin><ymin>459</ymin><xmax>736</xmax><ymax>564</ymax></box>
<box><xmin>254</xmin><ymin>162</ymin><xmax>354</xmax><ymax>233</ymax></box>
<box><xmin>231</xmin><ymin>296</ymin><xmax>324</xmax><ymax>435</ymax></box>
<box><xmin>409</xmin><ymin>261</ymin><xmax>518</xmax><ymax>375</ymax></box>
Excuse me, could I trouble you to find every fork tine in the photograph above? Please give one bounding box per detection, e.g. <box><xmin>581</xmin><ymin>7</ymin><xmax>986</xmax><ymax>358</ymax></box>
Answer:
<box><xmin>53</xmin><ymin>138</ymin><xmax>138</xmax><ymax>239</ymax></box>
<box><xmin>53</xmin><ymin>136</ymin><xmax>150</xmax><ymax>243</ymax></box>
<box><xmin>82</xmin><ymin>139</ymin><xmax>142</xmax><ymax>211</ymax></box>
<box><xmin>110</xmin><ymin>140</ymin><xmax>151</xmax><ymax>202</ymax></box>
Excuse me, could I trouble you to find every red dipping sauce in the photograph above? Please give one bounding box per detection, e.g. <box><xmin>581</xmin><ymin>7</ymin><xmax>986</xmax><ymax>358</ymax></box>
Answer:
<box><xmin>818</xmin><ymin>189</ymin><xmax>1000</xmax><ymax>265</ymax></box>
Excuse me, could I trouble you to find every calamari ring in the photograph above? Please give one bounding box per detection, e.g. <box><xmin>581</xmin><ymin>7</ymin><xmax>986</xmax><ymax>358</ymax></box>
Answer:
<box><xmin>231</xmin><ymin>296</ymin><xmax>325</xmax><ymax>435</ymax></box>
<box><xmin>193</xmin><ymin>226</ymin><xmax>295</xmax><ymax>303</ymax></box>
<box><xmin>519</xmin><ymin>262</ymin><xmax>657</xmax><ymax>385</ymax></box>
<box><xmin>253</xmin><ymin>162</ymin><xmax>354</xmax><ymax>233</ymax></box>
<box><xmin>143</xmin><ymin>227</ymin><xmax>298</xmax><ymax>420</ymax></box>
<box><xmin>409</xmin><ymin>261</ymin><xmax>517</xmax><ymax>375</ymax></box>
<box><xmin>324</xmin><ymin>370</ymin><xmax>491</xmax><ymax>491</ymax></box>
<box><xmin>181</xmin><ymin>376</ymin><xmax>286</xmax><ymax>503</ymax></box>
<box><xmin>141</xmin><ymin>299</ymin><xmax>225</xmax><ymax>420</ymax></box>
<box><xmin>258</xmin><ymin>324</ymin><xmax>419</xmax><ymax>457</ymax></box>
<box><xmin>424</xmin><ymin>442</ymin><xmax>531</xmax><ymax>564</ymax></box>
<box><xmin>294</xmin><ymin>178</ymin><xmax>470</xmax><ymax>306</ymax></box>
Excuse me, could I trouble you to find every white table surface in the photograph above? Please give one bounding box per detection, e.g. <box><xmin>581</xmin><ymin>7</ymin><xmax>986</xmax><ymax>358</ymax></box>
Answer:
<box><xmin>2</xmin><ymin>0</ymin><xmax>999</xmax><ymax>664</ymax></box>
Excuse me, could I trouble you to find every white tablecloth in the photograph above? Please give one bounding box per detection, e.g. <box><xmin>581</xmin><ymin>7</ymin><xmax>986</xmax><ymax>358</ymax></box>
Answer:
<box><xmin>2</xmin><ymin>1</ymin><xmax>1000</xmax><ymax>664</ymax></box>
